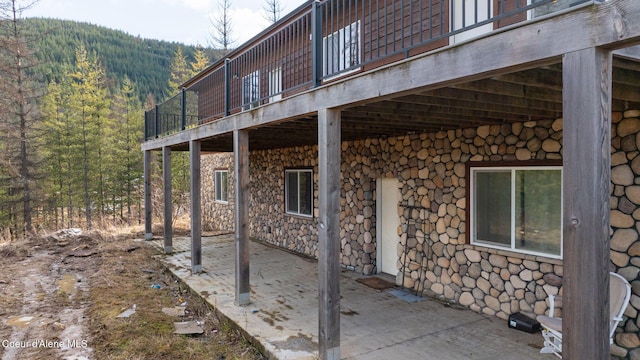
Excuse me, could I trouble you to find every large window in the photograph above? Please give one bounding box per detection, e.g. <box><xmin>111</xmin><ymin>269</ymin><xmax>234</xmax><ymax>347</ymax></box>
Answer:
<box><xmin>268</xmin><ymin>67</ymin><xmax>282</xmax><ymax>102</ymax></box>
<box><xmin>215</xmin><ymin>170</ymin><xmax>228</xmax><ymax>203</ymax></box>
<box><xmin>323</xmin><ymin>20</ymin><xmax>361</xmax><ymax>78</ymax></box>
<box><xmin>529</xmin><ymin>0</ymin><xmax>589</xmax><ymax>19</ymax></box>
<box><xmin>451</xmin><ymin>0</ymin><xmax>493</xmax><ymax>43</ymax></box>
<box><xmin>242</xmin><ymin>70</ymin><xmax>260</xmax><ymax>110</ymax></box>
<box><xmin>470</xmin><ymin>164</ymin><xmax>562</xmax><ymax>258</ymax></box>
<box><xmin>285</xmin><ymin>169</ymin><xmax>313</xmax><ymax>217</ymax></box>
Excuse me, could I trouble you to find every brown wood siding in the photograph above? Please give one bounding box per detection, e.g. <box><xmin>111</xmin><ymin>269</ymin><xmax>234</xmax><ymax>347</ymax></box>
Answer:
<box><xmin>323</xmin><ymin>0</ymin><xmax>450</xmax><ymax>74</ymax></box>
<box><xmin>493</xmin><ymin>0</ymin><xmax>527</xmax><ymax>29</ymax></box>
<box><xmin>196</xmin><ymin>67</ymin><xmax>226</xmax><ymax>123</ymax></box>
<box><xmin>226</xmin><ymin>12</ymin><xmax>313</xmax><ymax>112</ymax></box>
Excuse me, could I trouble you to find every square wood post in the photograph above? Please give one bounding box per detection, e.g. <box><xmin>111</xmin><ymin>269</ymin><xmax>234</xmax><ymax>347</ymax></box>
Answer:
<box><xmin>144</xmin><ymin>150</ymin><xmax>153</xmax><ymax>240</ymax></box>
<box><xmin>562</xmin><ymin>47</ymin><xmax>612</xmax><ymax>360</ymax></box>
<box><xmin>162</xmin><ymin>146</ymin><xmax>173</xmax><ymax>253</ymax></box>
<box><xmin>318</xmin><ymin>108</ymin><xmax>341</xmax><ymax>360</ymax></box>
<box><xmin>190</xmin><ymin>140</ymin><xmax>202</xmax><ymax>274</ymax></box>
<box><xmin>234</xmin><ymin>129</ymin><xmax>250</xmax><ymax>306</ymax></box>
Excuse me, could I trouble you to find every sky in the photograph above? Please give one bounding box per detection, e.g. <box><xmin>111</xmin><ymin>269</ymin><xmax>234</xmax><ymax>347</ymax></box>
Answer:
<box><xmin>23</xmin><ymin>0</ymin><xmax>308</xmax><ymax>47</ymax></box>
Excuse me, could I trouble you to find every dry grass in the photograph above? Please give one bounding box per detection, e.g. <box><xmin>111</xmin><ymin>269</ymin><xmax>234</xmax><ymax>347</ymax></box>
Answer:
<box><xmin>88</xmin><ymin>231</ymin><xmax>264</xmax><ymax>360</ymax></box>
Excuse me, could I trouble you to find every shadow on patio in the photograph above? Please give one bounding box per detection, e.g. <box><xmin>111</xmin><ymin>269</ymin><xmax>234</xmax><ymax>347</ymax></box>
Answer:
<box><xmin>150</xmin><ymin>234</ymin><xmax>546</xmax><ymax>360</ymax></box>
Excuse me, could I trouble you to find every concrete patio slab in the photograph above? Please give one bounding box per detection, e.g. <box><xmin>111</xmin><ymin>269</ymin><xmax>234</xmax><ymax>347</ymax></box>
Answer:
<box><xmin>150</xmin><ymin>235</ymin><xmax>547</xmax><ymax>360</ymax></box>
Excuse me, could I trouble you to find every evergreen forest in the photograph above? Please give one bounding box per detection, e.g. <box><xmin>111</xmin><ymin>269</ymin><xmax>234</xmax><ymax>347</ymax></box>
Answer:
<box><xmin>0</xmin><ymin>2</ymin><xmax>217</xmax><ymax>237</ymax></box>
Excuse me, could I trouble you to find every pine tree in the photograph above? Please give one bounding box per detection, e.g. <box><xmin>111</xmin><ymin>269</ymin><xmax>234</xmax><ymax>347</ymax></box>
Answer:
<box><xmin>41</xmin><ymin>77</ymin><xmax>75</xmax><ymax>228</ymax></box>
<box><xmin>166</xmin><ymin>46</ymin><xmax>189</xmax><ymax>97</ymax></box>
<box><xmin>110</xmin><ymin>76</ymin><xmax>143</xmax><ymax>225</ymax></box>
<box><xmin>190</xmin><ymin>46</ymin><xmax>210</xmax><ymax>77</ymax></box>
<box><xmin>67</xmin><ymin>45</ymin><xmax>110</xmax><ymax>229</ymax></box>
<box><xmin>0</xmin><ymin>0</ymin><xmax>43</xmax><ymax>235</ymax></box>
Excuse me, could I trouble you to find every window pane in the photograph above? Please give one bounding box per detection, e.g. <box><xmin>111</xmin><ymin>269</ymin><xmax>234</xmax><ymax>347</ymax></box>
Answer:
<box><xmin>215</xmin><ymin>172</ymin><xmax>221</xmax><ymax>200</ymax></box>
<box><xmin>287</xmin><ymin>172</ymin><xmax>299</xmax><ymax>213</ymax></box>
<box><xmin>221</xmin><ymin>171</ymin><xmax>228</xmax><ymax>202</ymax></box>
<box><xmin>299</xmin><ymin>171</ymin><xmax>312</xmax><ymax>216</ymax></box>
<box><xmin>515</xmin><ymin>170</ymin><xmax>561</xmax><ymax>256</ymax></box>
<box><xmin>475</xmin><ymin>171</ymin><xmax>511</xmax><ymax>246</ymax></box>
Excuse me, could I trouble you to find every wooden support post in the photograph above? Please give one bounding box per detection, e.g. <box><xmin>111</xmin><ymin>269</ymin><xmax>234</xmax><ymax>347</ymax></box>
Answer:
<box><xmin>234</xmin><ymin>129</ymin><xmax>250</xmax><ymax>306</ymax></box>
<box><xmin>317</xmin><ymin>108</ymin><xmax>341</xmax><ymax>360</ymax></box>
<box><xmin>562</xmin><ymin>47</ymin><xmax>612</xmax><ymax>360</ymax></box>
<box><xmin>190</xmin><ymin>140</ymin><xmax>202</xmax><ymax>274</ymax></box>
<box><xmin>162</xmin><ymin>147</ymin><xmax>173</xmax><ymax>253</ymax></box>
<box><xmin>311</xmin><ymin>1</ymin><xmax>324</xmax><ymax>87</ymax></box>
<box><xmin>144</xmin><ymin>150</ymin><xmax>153</xmax><ymax>240</ymax></box>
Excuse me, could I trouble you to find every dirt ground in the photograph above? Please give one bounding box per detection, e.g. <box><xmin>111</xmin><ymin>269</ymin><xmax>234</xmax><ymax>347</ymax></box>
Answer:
<box><xmin>0</xmin><ymin>228</ymin><xmax>265</xmax><ymax>360</ymax></box>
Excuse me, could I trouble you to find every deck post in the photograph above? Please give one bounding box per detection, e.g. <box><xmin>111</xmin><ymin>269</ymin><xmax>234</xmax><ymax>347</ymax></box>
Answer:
<box><xmin>562</xmin><ymin>47</ymin><xmax>612</xmax><ymax>360</ymax></box>
<box><xmin>154</xmin><ymin>104</ymin><xmax>159</xmax><ymax>138</ymax></box>
<box><xmin>190</xmin><ymin>140</ymin><xmax>202</xmax><ymax>274</ymax></box>
<box><xmin>225</xmin><ymin>59</ymin><xmax>231</xmax><ymax>116</ymax></box>
<box><xmin>234</xmin><ymin>129</ymin><xmax>250</xmax><ymax>306</ymax></box>
<box><xmin>162</xmin><ymin>146</ymin><xmax>173</xmax><ymax>253</ymax></box>
<box><xmin>144</xmin><ymin>150</ymin><xmax>153</xmax><ymax>240</ymax></box>
<box><xmin>181</xmin><ymin>88</ymin><xmax>187</xmax><ymax>130</ymax></box>
<box><xmin>311</xmin><ymin>0</ymin><xmax>323</xmax><ymax>87</ymax></box>
<box><xmin>317</xmin><ymin>108</ymin><xmax>341</xmax><ymax>360</ymax></box>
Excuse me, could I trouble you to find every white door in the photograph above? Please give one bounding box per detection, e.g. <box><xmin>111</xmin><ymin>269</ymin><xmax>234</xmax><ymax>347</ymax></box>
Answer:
<box><xmin>377</xmin><ymin>178</ymin><xmax>401</xmax><ymax>275</ymax></box>
<box><xmin>451</xmin><ymin>0</ymin><xmax>493</xmax><ymax>44</ymax></box>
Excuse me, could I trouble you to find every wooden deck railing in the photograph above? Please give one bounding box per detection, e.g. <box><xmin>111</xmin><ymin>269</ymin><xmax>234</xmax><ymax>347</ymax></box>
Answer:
<box><xmin>144</xmin><ymin>0</ymin><xmax>590</xmax><ymax>141</ymax></box>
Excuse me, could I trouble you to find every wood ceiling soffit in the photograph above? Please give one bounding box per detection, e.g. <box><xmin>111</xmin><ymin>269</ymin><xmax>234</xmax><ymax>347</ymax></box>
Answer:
<box><xmin>493</xmin><ymin>68</ymin><xmax>562</xmax><ymax>91</ymax></box>
<box><xmin>355</xmin><ymin>101</ymin><xmax>532</xmax><ymax>122</ymax></box>
<box><xmin>392</xmin><ymin>93</ymin><xmax>559</xmax><ymax>118</ymax></box>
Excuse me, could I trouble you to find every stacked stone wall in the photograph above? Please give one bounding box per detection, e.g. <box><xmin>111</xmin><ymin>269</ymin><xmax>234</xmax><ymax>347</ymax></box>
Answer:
<box><xmin>201</xmin><ymin>112</ymin><xmax>640</xmax><ymax>358</ymax></box>
<box><xmin>201</xmin><ymin>153</ymin><xmax>235</xmax><ymax>231</ymax></box>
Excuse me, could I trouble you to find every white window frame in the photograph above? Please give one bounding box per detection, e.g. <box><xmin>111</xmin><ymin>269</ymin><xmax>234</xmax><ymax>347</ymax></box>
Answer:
<box><xmin>322</xmin><ymin>20</ymin><xmax>361</xmax><ymax>79</ymax></box>
<box><xmin>242</xmin><ymin>70</ymin><xmax>260</xmax><ymax>110</ymax></box>
<box><xmin>527</xmin><ymin>0</ymin><xmax>580</xmax><ymax>20</ymax></box>
<box><xmin>469</xmin><ymin>165</ymin><xmax>563</xmax><ymax>259</ymax></box>
<box><xmin>268</xmin><ymin>67</ymin><xmax>282</xmax><ymax>102</ymax></box>
<box><xmin>450</xmin><ymin>0</ymin><xmax>493</xmax><ymax>44</ymax></box>
<box><xmin>285</xmin><ymin>169</ymin><xmax>313</xmax><ymax>217</ymax></box>
<box><xmin>214</xmin><ymin>170</ymin><xmax>228</xmax><ymax>204</ymax></box>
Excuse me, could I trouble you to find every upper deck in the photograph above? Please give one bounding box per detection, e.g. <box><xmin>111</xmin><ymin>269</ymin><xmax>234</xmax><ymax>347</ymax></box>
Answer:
<box><xmin>143</xmin><ymin>0</ymin><xmax>640</xmax><ymax>152</ymax></box>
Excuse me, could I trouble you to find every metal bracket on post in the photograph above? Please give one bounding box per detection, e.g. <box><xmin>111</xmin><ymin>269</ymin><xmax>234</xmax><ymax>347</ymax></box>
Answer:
<box><xmin>181</xmin><ymin>88</ymin><xmax>187</xmax><ymax>130</ymax></box>
<box><xmin>224</xmin><ymin>58</ymin><xmax>231</xmax><ymax>116</ymax></box>
<box><xmin>311</xmin><ymin>0</ymin><xmax>323</xmax><ymax>87</ymax></box>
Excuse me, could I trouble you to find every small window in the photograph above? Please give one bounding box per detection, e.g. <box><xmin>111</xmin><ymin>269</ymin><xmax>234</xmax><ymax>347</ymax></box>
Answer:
<box><xmin>285</xmin><ymin>169</ymin><xmax>313</xmax><ymax>217</ymax></box>
<box><xmin>215</xmin><ymin>170</ymin><xmax>228</xmax><ymax>203</ymax></box>
<box><xmin>323</xmin><ymin>20</ymin><xmax>361</xmax><ymax>78</ymax></box>
<box><xmin>470</xmin><ymin>164</ymin><xmax>562</xmax><ymax>258</ymax></box>
<box><xmin>242</xmin><ymin>70</ymin><xmax>260</xmax><ymax>110</ymax></box>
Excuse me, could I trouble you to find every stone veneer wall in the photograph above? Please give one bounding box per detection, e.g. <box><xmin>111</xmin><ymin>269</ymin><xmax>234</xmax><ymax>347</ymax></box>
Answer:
<box><xmin>201</xmin><ymin>112</ymin><xmax>640</xmax><ymax>358</ymax></box>
<box><xmin>249</xmin><ymin>146</ymin><xmax>320</xmax><ymax>255</ymax></box>
<box><xmin>201</xmin><ymin>153</ymin><xmax>235</xmax><ymax>231</ymax></box>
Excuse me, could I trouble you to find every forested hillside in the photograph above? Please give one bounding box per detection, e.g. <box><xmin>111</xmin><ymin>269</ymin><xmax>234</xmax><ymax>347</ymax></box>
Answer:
<box><xmin>23</xmin><ymin>18</ymin><xmax>221</xmax><ymax>102</ymax></box>
<box><xmin>0</xmin><ymin>8</ymin><xmax>216</xmax><ymax>237</ymax></box>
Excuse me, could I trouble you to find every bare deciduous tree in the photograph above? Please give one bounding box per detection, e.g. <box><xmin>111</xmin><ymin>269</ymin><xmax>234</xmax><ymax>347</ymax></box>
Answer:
<box><xmin>209</xmin><ymin>0</ymin><xmax>235</xmax><ymax>54</ymax></box>
<box><xmin>263</xmin><ymin>0</ymin><xmax>284</xmax><ymax>23</ymax></box>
